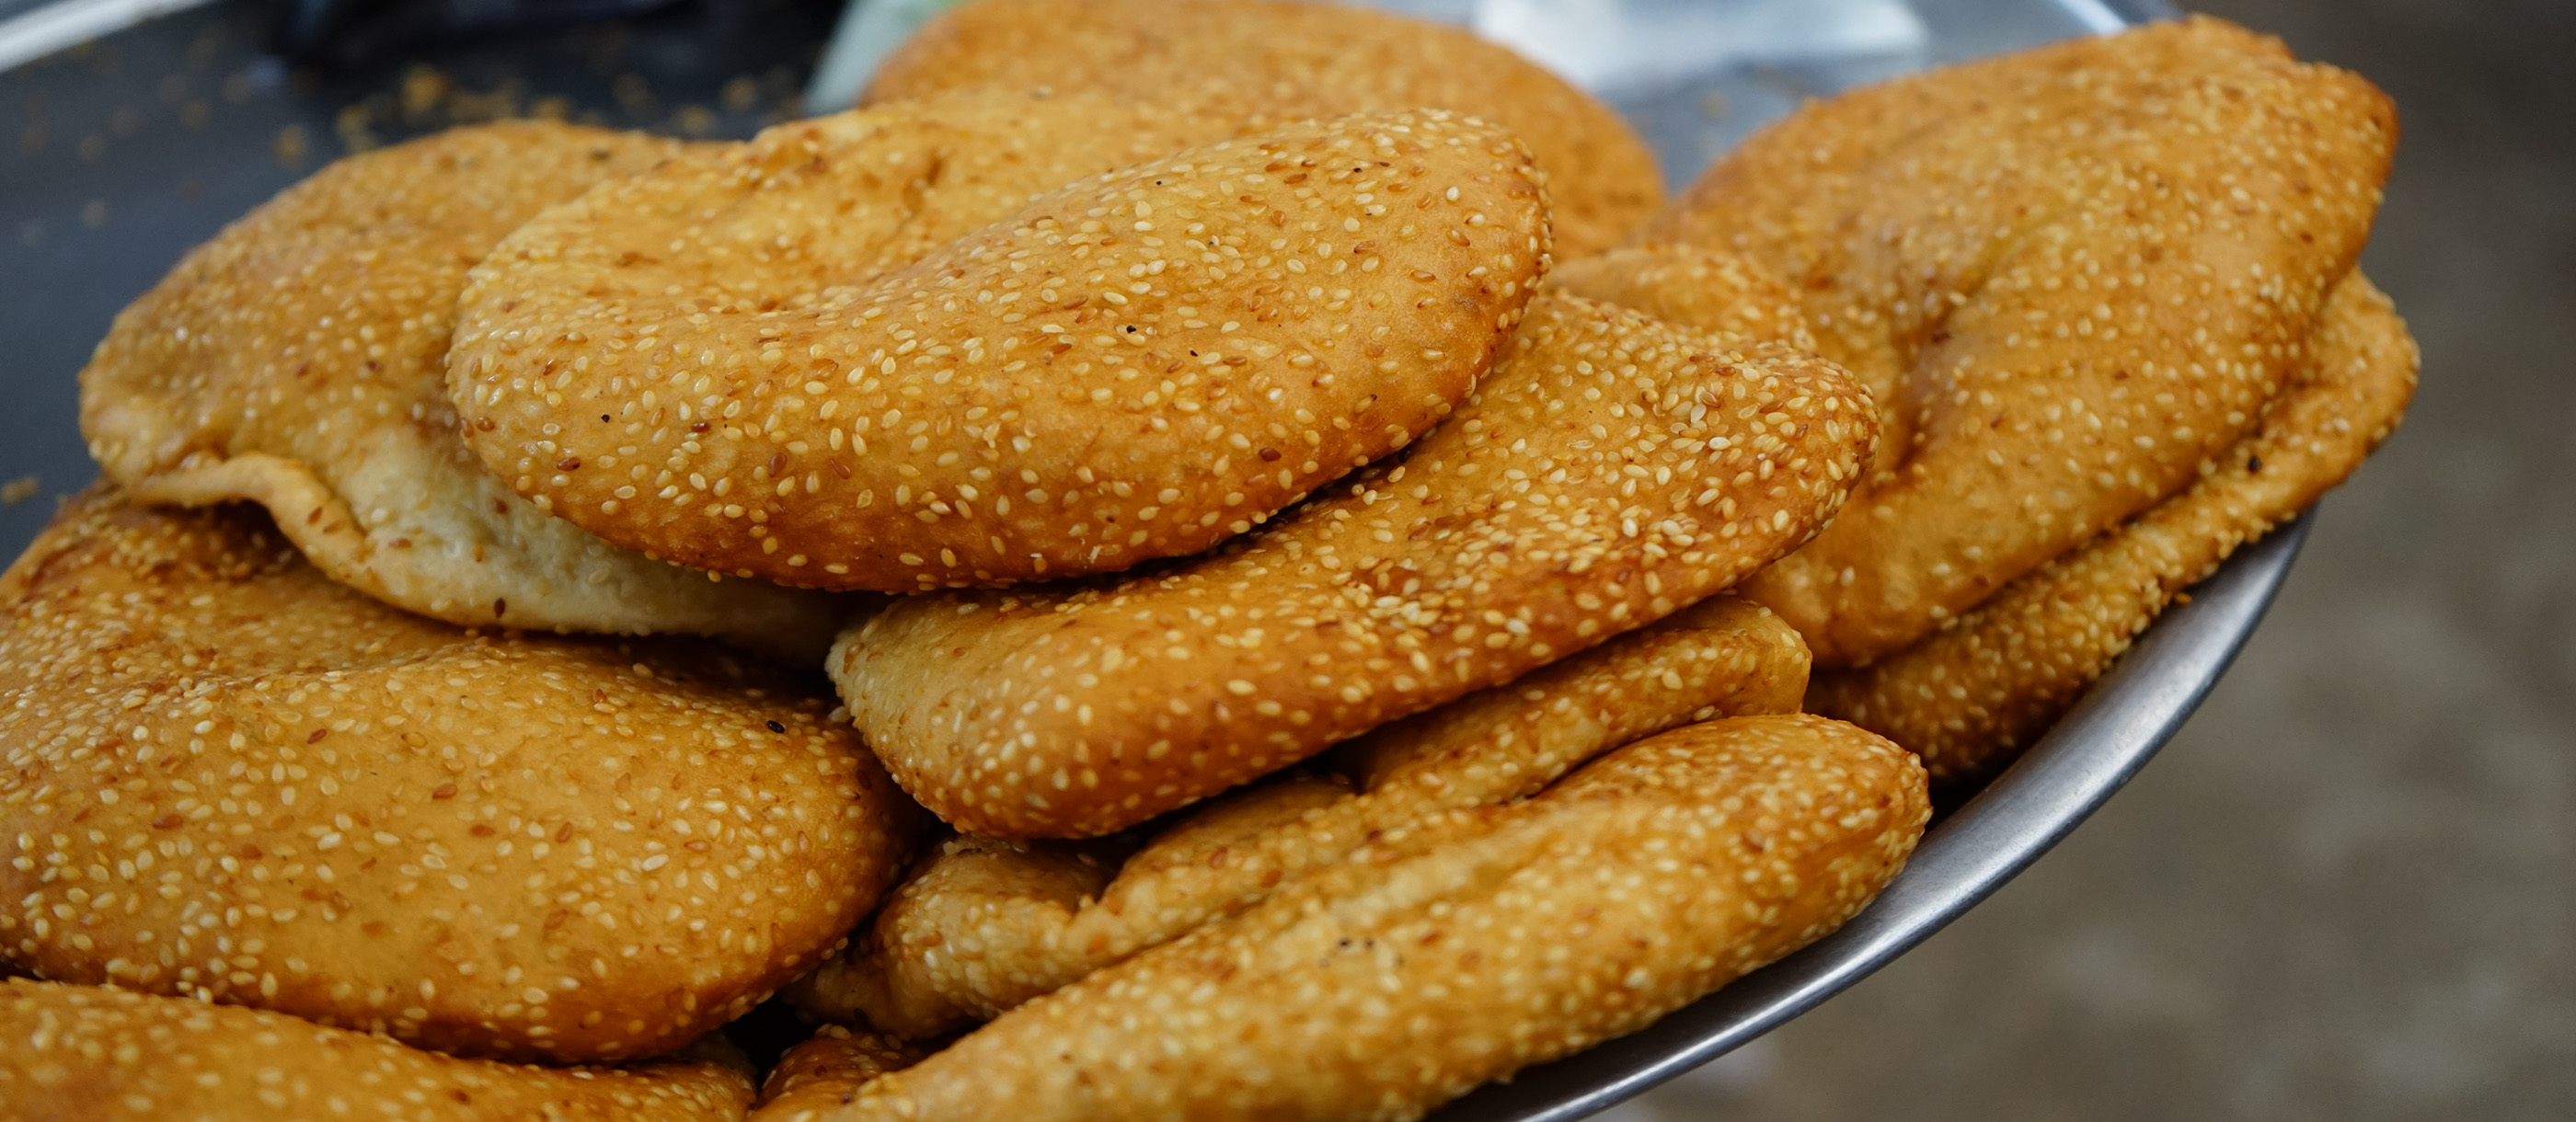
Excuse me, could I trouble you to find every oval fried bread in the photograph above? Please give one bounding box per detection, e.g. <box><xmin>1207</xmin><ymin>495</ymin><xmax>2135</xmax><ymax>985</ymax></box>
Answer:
<box><xmin>0</xmin><ymin>979</ymin><xmax>755</xmax><ymax>1121</ymax></box>
<box><xmin>453</xmin><ymin>108</ymin><xmax>1547</xmax><ymax>591</ymax></box>
<box><xmin>75</xmin><ymin>120</ymin><xmax>855</xmax><ymax>657</ymax></box>
<box><xmin>822</xmin><ymin>714</ymin><xmax>1927</xmax><ymax>1122</ymax></box>
<box><xmin>793</xmin><ymin>596</ymin><xmax>1808</xmax><ymax>1036</ymax></box>
<box><xmin>1644</xmin><ymin>17</ymin><xmax>2398</xmax><ymax>666</ymax></box>
<box><xmin>862</xmin><ymin>0</ymin><xmax>1662</xmax><ymax>258</ymax></box>
<box><xmin>1812</xmin><ymin>273</ymin><xmax>2417</xmax><ymax>778</ymax></box>
<box><xmin>834</xmin><ymin>290</ymin><xmax>1875</xmax><ymax>839</ymax></box>
<box><xmin>0</xmin><ymin>490</ymin><xmax>925</xmax><ymax>1062</ymax></box>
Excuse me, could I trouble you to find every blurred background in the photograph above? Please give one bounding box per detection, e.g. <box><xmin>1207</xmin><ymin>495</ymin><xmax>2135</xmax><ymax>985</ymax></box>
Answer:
<box><xmin>2</xmin><ymin>0</ymin><xmax>2568</xmax><ymax>1117</ymax></box>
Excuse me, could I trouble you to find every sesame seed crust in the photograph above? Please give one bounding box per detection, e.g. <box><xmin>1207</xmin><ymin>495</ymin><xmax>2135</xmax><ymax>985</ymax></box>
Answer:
<box><xmin>795</xmin><ymin>595</ymin><xmax>1809</xmax><ymax>1036</ymax></box>
<box><xmin>451</xmin><ymin>103</ymin><xmax>1547</xmax><ymax>592</ymax></box>
<box><xmin>1547</xmin><ymin>246</ymin><xmax>1819</xmax><ymax>354</ymax></box>
<box><xmin>834</xmin><ymin>290</ymin><xmax>1876</xmax><ymax>839</ymax></box>
<box><xmin>1644</xmin><ymin>17</ymin><xmax>2399</xmax><ymax>666</ymax></box>
<box><xmin>862</xmin><ymin>0</ymin><xmax>1662</xmax><ymax>258</ymax></box>
<box><xmin>1812</xmin><ymin>273</ymin><xmax>2415</xmax><ymax>779</ymax></box>
<box><xmin>75</xmin><ymin>121</ymin><xmax>845</xmax><ymax>657</ymax></box>
<box><xmin>0</xmin><ymin>491</ymin><xmax>925</xmax><ymax>1062</ymax></box>
<box><xmin>0</xmin><ymin>979</ymin><xmax>755</xmax><ymax>1121</ymax></box>
<box><xmin>820</xmin><ymin>714</ymin><xmax>1927</xmax><ymax>1122</ymax></box>
<box><xmin>751</xmin><ymin>1025</ymin><xmax>927</xmax><ymax>1122</ymax></box>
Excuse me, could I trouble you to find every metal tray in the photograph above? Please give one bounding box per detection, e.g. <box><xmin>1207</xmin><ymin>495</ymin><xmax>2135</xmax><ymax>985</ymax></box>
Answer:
<box><xmin>1</xmin><ymin>1</ymin><xmax>2309</xmax><ymax>1119</ymax></box>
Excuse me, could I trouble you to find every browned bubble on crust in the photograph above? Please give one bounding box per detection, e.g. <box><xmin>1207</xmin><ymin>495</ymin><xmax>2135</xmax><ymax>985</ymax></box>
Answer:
<box><xmin>1645</xmin><ymin>17</ymin><xmax>2398</xmax><ymax>666</ymax></box>
<box><xmin>864</xmin><ymin>0</ymin><xmax>1662</xmax><ymax>258</ymax></box>
<box><xmin>822</xmin><ymin>714</ymin><xmax>1927</xmax><ymax>1122</ymax></box>
<box><xmin>1812</xmin><ymin>274</ymin><xmax>2416</xmax><ymax>780</ymax></box>
<box><xmin>0</xmin><ymin>979</ymin><xmax>755</xmax><ymax>1121</ymax></box>
<box><xmin>0</xmin><ymin>491</ymin><xmax>926</xmax><ymax>1062</ymax></box>
<box><xmin>834</xmin><ymin>291</ymin><xmax>1876</xmax><ymax>839</ymax></box>
<box><xmin>1547</xmin><ymin>246</ymin><xmax>1817</xmax><ymax>353</ymax></box>
<box><xmin>452</xmin><ymin>107</ymin><xmax>1548</xmax><ymax>592</ymax></box>
<box><xmin>75</xmin><ymin>120</ymin><xmax>850</xmax><ymax>657</ymax></box>
<box><xmin>795</xmin><ymin>596</ymin><xmax>1808</xmax><ymax>1036</ymax></box>
<box><xmin>751</xmin><ymin>1025</ymin><xmax>930</xmax><ymax>1121</ymax></box>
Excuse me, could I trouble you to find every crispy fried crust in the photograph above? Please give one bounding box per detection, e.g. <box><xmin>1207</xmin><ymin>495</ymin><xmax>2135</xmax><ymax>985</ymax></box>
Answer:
<box><xmin>1811</xmin><ymin>274</ymin><xmax>2416</xmax><ymax>779</ymax></box>
<box><xmin>797</xmin><ymin>595</ymin><xmax>1808</xmax><ymax>1035</ymax></box>
<box><xmin>0</xmin><ymin>979</ymin><xmax>755</xmax><ymax>1121</ymax></box>
<box><xmin>751</xmin><ymin>1025</ymin><xmax>929</xmax><ymax>1121</ymax></box>
<box><xmin>75</xmin><ymin>121</ymin><xmax>849</xmax><ymax>657</ymax></box>
<box><xmin>0</xmin><ymin>491</ymin><xmax>925</xmax><ymax>1062</ymax></box>
<box><xmin>821</xmin><ymin>715</ymin><xmax>1926</xmax><ymax>1122</ymax></box>
<box><xmin>1645</xmin><ymin>17</ymin><xmax>2398</xmax><ymax>666</ymax></box>
<box><xmin>834</xmin><ymin>291</ymin><xmax>1875</xmax><ymax>838</ymax></box>
<box><xmin>863</xmin><ymin>0</ymin><xmax>1662</xmax><ymax>258</ymax></box>
<box><xmin>453</xmin><ymin>106</ymin><xmax>1547</xmax><ymax>592</ymax></box>
<box><xmin>1547</xmin><ymin>246</ymin><xmax>1817</xmax><ymax>352</ymax></box>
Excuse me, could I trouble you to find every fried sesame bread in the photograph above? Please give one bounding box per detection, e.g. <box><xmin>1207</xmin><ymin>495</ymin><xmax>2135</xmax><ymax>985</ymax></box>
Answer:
<box><xmin>794</xmin><ymin>595</ymin><xmax>1809</xmax><ymax>1036</ymax></box>
<box><xmin>1547</xmin><ymin>246</ymin><xmax>1818</xmax><ymax>353</ymax></box>
<box><xmin>1811</xmin><ymin>272</ymin><xmax>2417</xmax><ymax>779</ymax></box>
<box><xmin>0</xmin><ymin>979</ymin><xmax>757</xmax><ymax>1121</ymax></box>
<box><xmin>751</xmin><ymin>1025</ymin><xmax>930</xmax><ymax>1122</ymax></box>
<box><xmin>0</xmin><ymin>491</ymin><xmax>926</xmax><ymax>1062</ymax></box>
<box><xmin>452</xmin><ymin>107</ymin><xmax>1548</xmax><ymax>591</ymax></box>
<box><xmin>832</xmin><ymin>290</ymin><xmax>1875</xmax><ymax>839</ymax></box>
<box><xmin>75</xmin><ymin>121</ymin><xmax>856</xmax><ymax>658</ymax></box>
<box><xmin>1644</xmin><ymin>17</ymin><xmax>2398</xmax><ymax>666</ymax></box>
<box><xmin>862</xmin><ymin>0</ymin><xmax>1662</xmax><ymax>258</ymax></box>
<box><xmin>812</xmin><ymin>714</ymin><xmax>1926</xmax><ymax>1122</ymax></box>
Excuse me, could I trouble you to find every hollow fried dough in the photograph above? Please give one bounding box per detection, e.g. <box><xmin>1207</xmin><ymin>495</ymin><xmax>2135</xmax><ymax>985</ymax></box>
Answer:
<box><xmin>834</xmin><ymin>291</ymin><xmax>1875</xmax><ymax>838</ymax></box>
<box><xmin>1812</xmin><ymin>274</ymin><xmax>2416</xmax><ymax>779</ymax></box>
<box><xmin>454</xmin><ymin>108</ymin><xmax>1547</xmax><ymax>591</ymax></box>
<box><xmin>0</xmin><ymin>979</ymin><xmax>755</xmax><ymax>1122</ymax></box>
<box><xmin>75</xmin><ymin>121</ymin><xmax>856</xmax><ymax>657</ymax></box>
<box><xmin>0</xmin><ymin>491</ymin><xmax>924</xmax><ymax>1061</ymax></box>
<box><xmin>751</xmin><ymin>1025</ymin><xmax>928</xmax><ymax>1121</ymax></box>
<box><xmin>797</xmin><ymin>596</ymin><xmax>1806</xmax><ymax>1036</ymax></box>
<box><xmin>1643</xmin><ymin>17</ymin><xmax>2398</xmax><ymax>666</ymax></box>
<box><xmin>815</xmin><ymin>714</ymin><xmax>1926</xmax><ymax>1122</ymax></box>
<box><xmin>863</xmin><ymin>0</ymin><xmax>1662</xmax><ymax>258</ymax></box>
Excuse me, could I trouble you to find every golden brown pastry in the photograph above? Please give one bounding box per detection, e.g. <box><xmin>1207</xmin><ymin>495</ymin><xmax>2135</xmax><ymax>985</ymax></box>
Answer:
<box><xmin>0</xmin><ymin>979</ymin><xmax>756</xmax><ymax>1121</ymax></box>
<box><xmin>796</xmin><ymin>595</ymin><xmax>1809</xmax><ymax>1035</ymax></box>
<box><xmin>75</xmin><ymin>120</ymin><xmax>856</xmax><ymax>657</ymax></box>
<box><xmin>833</xmin><ymin>289</ymin><xmax>1876</xmax><ymax>838</ymax></box>
<box><xmin>1547</xmin><ymin>246</ymin><xmax>1817</xmax><ymax>353</ymax></box>
<box><xmin>1811</xmin><ymin>273</ymin><xmax>2416</xmax><ymax>778</ymax></box>
<box><xmin>1643</xmin><ymin>17</ymin><xmax>2398</xmax><ymax>666</ymax></box>
<box><xmin>816</xmin><ymin>714</ymin><xmax>1926</xmax><ymax>1121</ymax></box>
<box><xmin>0</xmin><ymin>490</ymin><xmax>925</xmax><ymax>1062</ymax></box>
<box><xmin>751</xmin><ymin>1025</ymin><xmax>930</xmax><ymax>1121</ymax></box>
<box><xmin>862</xmin><ymin>0</ymin><xmax>1662</xmax><ymax>258</ymax></box>
<box><xmin>453</xmin><ymin>107</ymin><xmax>1548</xmax><ymax>591</ymax></box>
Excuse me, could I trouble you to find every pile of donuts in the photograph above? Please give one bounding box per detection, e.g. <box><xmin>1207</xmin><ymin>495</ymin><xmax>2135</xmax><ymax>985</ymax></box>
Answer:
<box><xmin>3</xmin><ymin>2</ymin><xmax>2411</xmax><ymax>1118</ymax></box>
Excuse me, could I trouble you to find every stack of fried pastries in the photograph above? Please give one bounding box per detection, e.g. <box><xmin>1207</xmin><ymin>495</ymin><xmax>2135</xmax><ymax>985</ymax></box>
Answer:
<box><xmin>10</xmin><ymin>5</ymin><xmax>2411</xmax><ymax>1121</ymax></box>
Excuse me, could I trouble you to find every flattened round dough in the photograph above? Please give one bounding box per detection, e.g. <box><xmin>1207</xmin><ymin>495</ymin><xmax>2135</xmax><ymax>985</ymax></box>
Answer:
<box><xmin>1647</xmin><ymin>17</ymin><xmax>2398</xmax><ymax>665</ymax></box>
<box><xmin>454</xmin><ymin>106</ymin><xmax>1547</xmax><ymax>591</ymax></box>
<box><xmin>78</xmin><ymin>120</ymin><xmax>848</xmax><ymax>657</ymax></box>
<box><xmin>863</xmin><ymin>0</ymin><xmax>1662</xmax><ymax>258</ymax></box>
<box><xmin>0</xmin><ymin>979</ymin><xmax>756</xmax><ymax>1121</ymax></box>
<box><xmin>0</xmin><ymin>490</ymin><xmax>925</xmax><ymax>1062</ymax></box>
<box><xmin>1811</xmin><ymin>274</ymin><xmax>2417</xmax><ymax>777</ymax></box>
